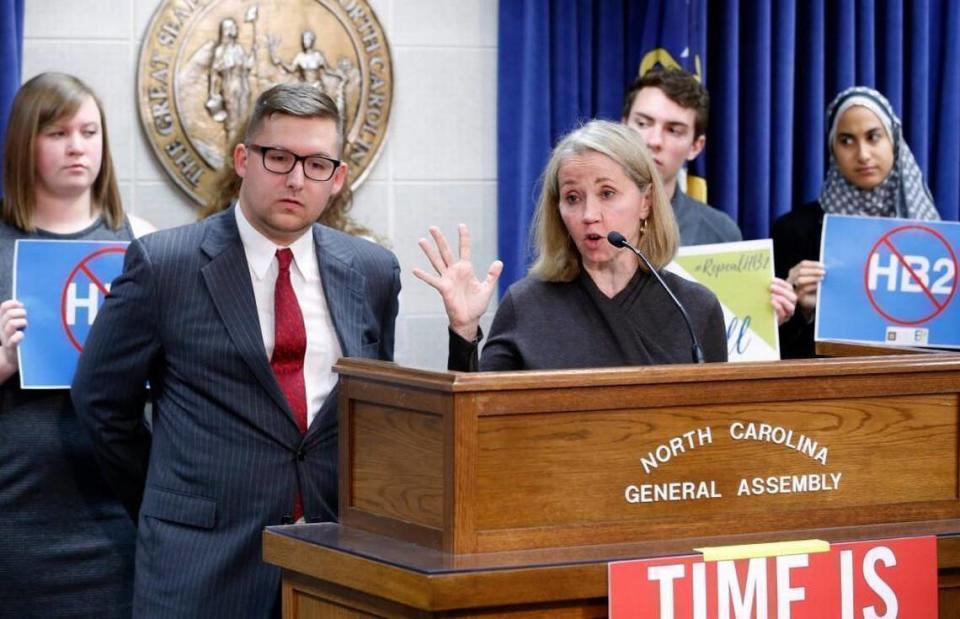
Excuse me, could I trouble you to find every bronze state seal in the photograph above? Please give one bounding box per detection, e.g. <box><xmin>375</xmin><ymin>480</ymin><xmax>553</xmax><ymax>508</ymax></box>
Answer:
<box><xmin>138</xmin><ymin>0</ymin><xmax>393</xmax><ymax>207</ymax></box>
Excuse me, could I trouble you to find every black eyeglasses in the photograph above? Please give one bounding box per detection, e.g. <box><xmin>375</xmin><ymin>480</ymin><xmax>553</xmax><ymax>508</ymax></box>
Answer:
<box><xmin>248</xmin><ymin>144</ymin><xmax>342</xmax><ymax>181</ymax></box>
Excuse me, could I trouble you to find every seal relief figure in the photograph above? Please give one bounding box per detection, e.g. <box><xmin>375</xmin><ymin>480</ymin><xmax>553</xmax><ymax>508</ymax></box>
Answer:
<box><xmin>138</xmin><ymin>0</ymin><xmax>393</xmax><ymax>206</ymax></box>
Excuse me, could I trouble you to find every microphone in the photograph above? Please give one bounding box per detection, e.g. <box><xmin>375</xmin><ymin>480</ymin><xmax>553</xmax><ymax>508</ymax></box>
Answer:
<box><xmin>607</xmin><ymin>231</ymin><xmax>705</xmax><ymax>363</ymax></box>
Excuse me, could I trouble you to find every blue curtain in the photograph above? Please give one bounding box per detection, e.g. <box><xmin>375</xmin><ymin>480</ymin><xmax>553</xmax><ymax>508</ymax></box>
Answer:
<box><xmin>498</xmin><ymin>0</ymin><xmax>960</xmax><ymax>293</ymax></box>
<box><xmin>0</xmin><ymin>0</ymin><xmax>25</xmax><ymax>195</ymax></box>
<box><xmin>497</xmin><ymin>0</ymin><xmax>646</xmax><ymax>290</ymax></box>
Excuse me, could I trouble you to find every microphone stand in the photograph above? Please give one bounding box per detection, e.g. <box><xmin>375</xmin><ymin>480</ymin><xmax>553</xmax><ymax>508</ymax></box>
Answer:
<box><xmin>607</xmin><ymin>231</ymin><xmax>705</xmax><ymax>364</ymax></box>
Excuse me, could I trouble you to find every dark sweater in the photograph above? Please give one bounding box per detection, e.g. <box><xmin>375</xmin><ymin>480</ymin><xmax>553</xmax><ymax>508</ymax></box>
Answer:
<box><xmin>450</xmin><ymin>268</ymin><xmax>727</xmax><ymax>371</ymax></box>
<box><xmin>0</xmin><ymin>218</ymin><xmax>136</xmax><ymax>618</ymax></box>
<box><xmin>771</xmin><ymin>201</ymin><xmax>825</xmax><ymax>358</ymax></box>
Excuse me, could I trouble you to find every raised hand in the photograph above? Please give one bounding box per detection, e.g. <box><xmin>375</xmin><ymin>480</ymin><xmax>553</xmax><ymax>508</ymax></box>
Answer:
<box><xmin>413</xmin><ymin>224</ymin><xmax>503</xmax><ymax>341</ymax></box>
<box><xmin>787</xmin><ymin>260</ymin><xmax>826</xmax><ymax>320</ymax></box>
<box><xmin>0</xmin><ymin>300</ymin><xmax>27</xmax><ymax>384</ymax></box>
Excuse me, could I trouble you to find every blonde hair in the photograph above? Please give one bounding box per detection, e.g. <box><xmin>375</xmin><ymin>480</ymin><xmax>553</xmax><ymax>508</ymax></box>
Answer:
<box><xmin>529</xmin><ymin>120</ymin><xmax>678</xmax><ymax>281</ymax></box>
<box><xmin>2</xmin><ymin>72</ymin><xmax>123</xmax><ymax>231</ymax></box>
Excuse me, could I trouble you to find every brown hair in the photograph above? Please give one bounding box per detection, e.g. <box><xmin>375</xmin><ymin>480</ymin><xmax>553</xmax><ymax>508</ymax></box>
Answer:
<box><xmin>621</xmin><ymin>67</ymin><xmax>710</xmax><ymax>138</ymax></box>
<box><xmin>244</xmin><ymin>82</ymin><xmax>344</xmax><ymax>155</ymax></box>
<box><xmin>529</xmin><ymin>120</ymin><xmax>678</xmax><ymax>282</ymax></box>
<box><xmin>2</xmin><ymin>72</ymin><xmax>123</xmax><ymax>231</ymax></box>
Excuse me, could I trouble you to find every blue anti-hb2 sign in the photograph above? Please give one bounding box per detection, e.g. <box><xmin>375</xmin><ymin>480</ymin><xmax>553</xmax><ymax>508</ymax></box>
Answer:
<box><xmin>14</xmin><ymin>239</ymin><xmax>128</xmax><ymax>388</ymax></box>
<box><xmin>817</xmin><ymin>215</ymin><xmax>960</xmax><ymax>349</ymax></box>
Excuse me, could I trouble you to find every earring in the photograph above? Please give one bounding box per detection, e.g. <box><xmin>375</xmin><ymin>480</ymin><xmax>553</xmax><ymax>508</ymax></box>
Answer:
<box><xmin>639</xmin><ymin>218</ymin><xmax>647</xmax><ymax>238</ymax></box>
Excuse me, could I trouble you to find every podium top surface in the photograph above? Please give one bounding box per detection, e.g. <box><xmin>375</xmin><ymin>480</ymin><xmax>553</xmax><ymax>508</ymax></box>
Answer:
<box><xmin>334</xmin><ymin>352</ymin><xmax>960</xmax><ymax>393</ymax></box>
<box><xmin>265</xmin><ymin>520</ymin><xmax>960</xmax><ymax>576</ymax></box>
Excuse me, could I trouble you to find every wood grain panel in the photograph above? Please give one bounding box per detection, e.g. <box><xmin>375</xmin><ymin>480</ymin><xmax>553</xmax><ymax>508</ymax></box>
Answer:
<box><xmin>337</xmin><ymin>355</ymin><xmax>960</xmax><ymax>394</ymax></box>
<box><xmin>339</xmin><ymin>508</ymin><xmax>443</xmax><ymax>550</ymax></box>
<box><xmin>294</xmin><ymin>596</ymin><xmax>378</xmax><ymax>619</ymax></box>
<box><xmin>336</xmin><ymin>356</ymin><xmax>960</xmax><ymax>553</ymax></box>
<box><xmin>438</xmin><ymin>601</ymin><xmax>607</xmax><ymax>618</ymax></box>
<box><xmin>939</xmin><ymin>570</ymin><xmax>960</xmax><ymax>619</ymax></box>
<box><xmin>350</xmin><ymin>403</ymin><xmax>444</xmax><ymax>528</ymax></box>
<box><xmin>470</xmin><ymin>371</ymin><xmax>960</xmax><ymax>415</ymax></box>
<box><xmin>267</xmin><ymin>526</ymin><xmax>960</xmax><ymax>617</ymax></box>
<box><xmin>472</xmin><ymin>394</ymin><xmax>958</xmax><ymax>546</ymax></box>
<box><xmin>445</xmin><ymin>395</ymin><xmax>479</xmax><ymax>553</ymax></box>
<box><xmin>343</xmin><ymin>377</ymin><xmax>456</xmax><ymax>415</ymax></box>
<box><xmin>816</xmin><ymin>341</ymin><xmax>928</xmax><ymax>357</ymax></box>
<box><xmin>284</xmin><ymin>571</ymin><xmax>429</xmax><ymax>618</ymax></box>
<box><xmin>265</xmin><ymin>533</ymin><xmax>433</xmax><ymax>609</ymax></box>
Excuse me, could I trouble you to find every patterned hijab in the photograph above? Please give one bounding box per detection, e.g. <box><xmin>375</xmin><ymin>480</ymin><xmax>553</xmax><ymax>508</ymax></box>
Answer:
<box><xmin>820</xmin><ymin>86</ymin><xmax>939</xmax><ymax>221</ymax></box>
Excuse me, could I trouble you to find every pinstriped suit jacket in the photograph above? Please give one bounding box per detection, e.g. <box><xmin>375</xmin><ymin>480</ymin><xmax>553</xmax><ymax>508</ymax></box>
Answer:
<box><xmin>72</xmin><ymin>207</ymin><xmax>401</xmax><ymax>618</ymax></box>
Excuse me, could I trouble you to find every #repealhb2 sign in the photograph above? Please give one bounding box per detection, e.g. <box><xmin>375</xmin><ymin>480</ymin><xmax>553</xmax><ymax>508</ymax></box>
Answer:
<box><xmin>668</xmin><ymin>240</ymin><xmax>780</xmax><ymax>362</ymax></box>
<box><xmin>608</xmin><ymin>536</ymin><xmax>936</xmax><ymax>618</ymax></box>
<box><xmin>817</xmin><ymin>215</ymin><xmax>960</xmax><ymax>348</ymax></box>
<box><xmin>13</xmin><ymin>240</ymin><xmax>128</xmax><ymax>389</ymax></box>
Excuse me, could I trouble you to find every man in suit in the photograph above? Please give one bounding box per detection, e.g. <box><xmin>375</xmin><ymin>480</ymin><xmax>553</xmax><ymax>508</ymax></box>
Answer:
<box><xmin>72</xmin><ymin>83</ymin><xmax>400</xmax><ymax>617</ymax></box>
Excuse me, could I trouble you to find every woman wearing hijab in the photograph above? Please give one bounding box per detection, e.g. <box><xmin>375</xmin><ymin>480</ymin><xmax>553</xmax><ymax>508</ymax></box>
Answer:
<box><xmin>772</xmin><ymin>86</ymin><xmax>940</xmax><ymax>358</ymax></box>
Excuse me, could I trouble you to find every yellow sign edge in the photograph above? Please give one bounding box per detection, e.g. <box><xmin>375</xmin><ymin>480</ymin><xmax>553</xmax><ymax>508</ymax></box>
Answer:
<box><xmin>695</xmin><ymin>539</ymin><xmax>830</xmax><ymax>562</ymax></box>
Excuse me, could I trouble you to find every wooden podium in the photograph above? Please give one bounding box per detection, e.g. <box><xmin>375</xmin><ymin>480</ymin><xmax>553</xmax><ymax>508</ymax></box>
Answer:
<box><xmin>264</xmin><ymin>354</ymin><xmax>960</xmax><ymax>617</ymax></box>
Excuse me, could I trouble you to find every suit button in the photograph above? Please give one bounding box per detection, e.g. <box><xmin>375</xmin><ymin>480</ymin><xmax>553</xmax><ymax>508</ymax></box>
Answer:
<box><xmin>297</xmin><ymin>449</ymin><xmax>306</xmax><ymax>462</ymax></box>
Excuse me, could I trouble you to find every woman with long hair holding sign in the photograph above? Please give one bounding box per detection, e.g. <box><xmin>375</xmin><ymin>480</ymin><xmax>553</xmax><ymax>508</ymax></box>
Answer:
<box><xmin>773</xmin><ymin>86</ymin><xmax>940</xmax><ymax>358</ymax></box>
<box><xmin>0</xmin><ymin>72</ymin><xmax>152</xmax><ymax>617</ymax></box>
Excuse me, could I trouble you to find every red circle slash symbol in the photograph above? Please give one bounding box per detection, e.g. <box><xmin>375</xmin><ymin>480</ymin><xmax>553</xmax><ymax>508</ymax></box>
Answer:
<box><xmin>863</xmin><ymin>225</ymin><xmax>958</xmax><ymax>326</ymax></box>
<box><xmin>60</xmin><ymin>246</ymin><xmax>127</xmax><ymax>352</ymax></box>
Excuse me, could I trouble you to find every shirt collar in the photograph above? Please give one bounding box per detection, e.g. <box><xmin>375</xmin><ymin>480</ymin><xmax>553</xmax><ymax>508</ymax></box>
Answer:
<box><xmin>234</xmin><ymin>203</ymin><xmax>318</xmax><ymax>281</ymax></box>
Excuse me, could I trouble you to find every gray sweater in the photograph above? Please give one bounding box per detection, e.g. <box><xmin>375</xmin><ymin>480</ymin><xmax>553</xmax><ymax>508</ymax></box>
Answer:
<box><xmin>0</xmin><ymin>216</ymin><xmax>137</xmax><ymax>616</ymax></box>
<box><xmin>450</xmin><ymin>268</ymin><xmax>727</xmax><ymax>371</ymax></box>
<box><xmin>673</xmin><ymin>189</ymin><xmax>742</xmax><ymax>246</ymax></box>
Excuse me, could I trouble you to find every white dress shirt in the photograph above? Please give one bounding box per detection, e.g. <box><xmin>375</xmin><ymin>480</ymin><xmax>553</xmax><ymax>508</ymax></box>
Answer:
<box><xmin>235</xmin><ymin>205</ymin><xmax>342</xmax><ymax>428</ymax></box>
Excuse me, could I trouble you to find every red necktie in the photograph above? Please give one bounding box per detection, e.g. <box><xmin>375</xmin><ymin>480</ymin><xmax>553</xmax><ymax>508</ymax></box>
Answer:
<box><xmin>271</xmin><ymin>248</ymin><xmax>307</xmax><ymax>521</ymax></box>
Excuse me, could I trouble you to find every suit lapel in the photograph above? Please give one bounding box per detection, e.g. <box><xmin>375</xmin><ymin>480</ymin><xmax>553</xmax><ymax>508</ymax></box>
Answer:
<box><xmin>306</xmin><ymin>227</ymin><xmax>366</xmax><ymax>439</ymax></box>
<box><xmin>313</xmin><ymin>226</ymin><xmax>366</xmax><ymax>359</ymax></box>
<box><xmin>198</xmin><ymin>218</ymin><xmax>367</xmax><ymax>441</ymax></box>
<box><xmin>199</xmin><ymin>209</ymin><xmax>300</xmax><ymax>433</ymax></box>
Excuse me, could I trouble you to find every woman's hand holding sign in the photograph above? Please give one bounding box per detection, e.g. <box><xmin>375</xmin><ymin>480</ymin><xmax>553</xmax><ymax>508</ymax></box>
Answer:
<box><xmin>787</xmin><ymin>260</ymin><xmax>825</xmax><ymax>320</ymax></box>
<box><xmin>770</xmin><ymin>277</ymin><xmax>798</xmax><ymax>325</ymax></box>
<box><xmin>0</xmin><ymin>299</ymin><xmax>26</xmax><ymax>384</ymax></box>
